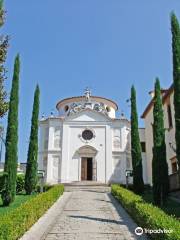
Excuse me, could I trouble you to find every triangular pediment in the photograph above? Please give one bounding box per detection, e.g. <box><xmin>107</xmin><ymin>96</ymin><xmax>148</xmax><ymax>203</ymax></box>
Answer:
<box><xmin>65</xmin><ymin>109</ymin><xmax>111</xmax><ymax>122</ymax></box>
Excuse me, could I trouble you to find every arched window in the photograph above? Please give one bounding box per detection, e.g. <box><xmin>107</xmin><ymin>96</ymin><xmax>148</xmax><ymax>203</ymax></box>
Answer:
<box><xmin>106</xmin><ymin>106</ymin><xmax>111</xmax><ymax>112</ymax></box>
<box><xmin>64</xmin><ymin>105</ymin><xmax>69</xmax><ymax>112</ymax></box>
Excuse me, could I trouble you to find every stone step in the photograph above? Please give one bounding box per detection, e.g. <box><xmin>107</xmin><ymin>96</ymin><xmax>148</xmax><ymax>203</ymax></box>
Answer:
<box><xmin>63</xmin><ymin>181</ymin><xmax>109</xmax><ymax>187</ymax></box>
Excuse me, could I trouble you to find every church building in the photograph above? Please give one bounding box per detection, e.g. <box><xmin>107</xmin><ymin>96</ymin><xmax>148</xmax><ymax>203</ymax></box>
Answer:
<box><xmin>38</xmin><ymin>89</ymin><xmax>148</xmax><ymax>184</ymax></box>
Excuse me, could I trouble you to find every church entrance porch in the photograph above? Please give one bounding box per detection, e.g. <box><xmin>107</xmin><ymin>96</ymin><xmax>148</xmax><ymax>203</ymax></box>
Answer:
<box><xmin>81</xmin><ymin>157</ymin><xmax>93</xmax><ymax>180</ymax></box>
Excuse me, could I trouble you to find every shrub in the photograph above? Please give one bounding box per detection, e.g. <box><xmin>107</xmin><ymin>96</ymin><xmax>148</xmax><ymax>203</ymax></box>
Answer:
<box><xmin>43</xmin><ymin>184</ymin><xmax>53</xmax><ymax>192</ymax></box>
<box><xmin>35</xmin><ymin>184</ymin><xmax>53</xmax><ymax>193</ymax></box>
<box><xmin>35</xmin><ymin>184</ymin><xmax>41</xmax><ymax>193</ymax></box>
<box><xmin>119</xmin><ymin>184</ymin><xmax>152</xmax><ymax>192</ymax></box>
<box><xmin>0</xmin><ymin>184</ymin><xmax>64</xmax><ymax>240</ymax></box>
<box><xmin>111</xmin><ymin>184</ymin><xmax>180</xmax><ymax>240</ymax></box>
<box><xmin>16</xmin><ymin>174</ymin><xmax>25</xmax><ymax>194</ymax></box>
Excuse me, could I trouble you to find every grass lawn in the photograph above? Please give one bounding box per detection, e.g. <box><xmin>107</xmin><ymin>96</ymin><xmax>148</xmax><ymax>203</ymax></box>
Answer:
<box><xmin>141</xmin><ymin>191</ymin><xmax>180</xmax><ymax>220</ymax></box>
<box><xmin>0</xmin><ymin>194</ymin><xmax>36</xmax><ymax>216</ymax></box>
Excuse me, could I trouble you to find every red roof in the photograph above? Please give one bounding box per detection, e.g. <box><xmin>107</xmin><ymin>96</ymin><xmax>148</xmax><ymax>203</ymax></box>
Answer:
<box><xmin>141</xmin><ymin>84</ymin><xmax>173</xmax><ymax>118</ymax></box>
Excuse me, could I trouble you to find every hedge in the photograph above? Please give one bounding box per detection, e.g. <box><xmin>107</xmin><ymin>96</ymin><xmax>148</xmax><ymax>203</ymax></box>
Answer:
<box><xmin>0</xmin><ymin>184</ymin><xmax>64</xmax><ymax>240</ymax></box>
<box><xmin>16</xmin><ymin>174</ymin><xmax>25</xmax><ymax>194</ymax></box>
<box><xmin>111</xmin><ymin>184</ymin><xmax>180</xmax><ymax>240</ymax></box>
<box><xmin>1</xmin><ymin>173</ymin><xmax>25</xmax><ymax>194</ymax></box>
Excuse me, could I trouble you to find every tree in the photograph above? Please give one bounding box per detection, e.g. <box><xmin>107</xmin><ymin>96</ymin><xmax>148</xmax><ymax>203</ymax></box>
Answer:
<box><xmin>152</xmin><ymin>78</ymin><xmax>169</xmax><ymax>206</ymax></box>
<box><xmin>0</xmin><ymin>0</ymin><xmax>9</xmax><ymax>118</ymax></box>
<box><xmin>131</xmin><ymin>85</ymin><xmax>144</xmax><ymax>194</ymax></box>
<box><xmin>25</xmin><ymin>85</ymin><xmax>40</xmax><ymax>195</ymax></box>
<box><xmin>1</xmin><ymin>55</ymin><xmax>20</xmax><ymax>206</ymax></box>
<box><xmin>171</xmin><ymin>13</ymin><xmax>180</xmax><ymax>184</ymax></box>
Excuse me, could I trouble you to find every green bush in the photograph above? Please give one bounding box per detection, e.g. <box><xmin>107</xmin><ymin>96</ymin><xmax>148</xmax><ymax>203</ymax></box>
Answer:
<box><xmin>35</xmin><ymin>184</ymin><xmax>41</xmax><ymax>193</ymax></box>
<box><xmin>0</xmin><ymin>184</ymin><xmax>64</xmax><ymax>240</ymax></box>
<box><xmin>35</xmin><ymin>183</ymin><xmax>53</xmax><ymax>193</ymax></box>
<box><xmin>111</xmin><ymin>184</ymin><xmax>180</xmax><ymax>240</ymax></box>
<box><xmin>119</xmin><ymin>184</ymin><xmax>151</xmax><ymax>192</ymax></box>
<box><xmin>43</xmin><ymin>184</ymin><xmax>53</xmax><ymax>192</ymax></box>
<box><xmin>16</xmin><ymin>174</ymin><xmax>25</xmax><ymax>194</ymax></box>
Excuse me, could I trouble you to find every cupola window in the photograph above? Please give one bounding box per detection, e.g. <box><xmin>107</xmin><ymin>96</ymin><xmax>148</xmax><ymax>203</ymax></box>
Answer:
<box><xmin>64</xmin><ymin>105</ymin><xmax>69</xmax><ymax>112</ymax></box>
<box><xmin>106</xmin><ymin>106</ymin><xmax>110</xmax><ymax>112</ymax></box>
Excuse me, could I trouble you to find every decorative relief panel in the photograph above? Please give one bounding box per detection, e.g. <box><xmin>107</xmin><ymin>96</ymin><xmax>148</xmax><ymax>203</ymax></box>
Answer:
<box><xmin>113</xmin><ymin>128</ymin><xmax>121</xmax><ymax>150</ymax></box>
<box><xmin>52</xmin><ymin>156</ymin><xmax>60</xmax><ymax>181</ymax></box>
<box><xmin>54</xmin><ymin>127</ymin><xmax>60</xmax><ymax>149</ymax></box>
<box><xmin>66</xmin><ymin>101</ymin><xmax>109</xmax><ymax>116</ymax></box>
<box><xmin>112</xmin><ymin>157</ymin><xmax>123</xmax><ymax>181</ymax></box>
<box><xmin>44</xmin><ymin>127</ymin><xmax>49</xmax><ymax>150</ymax></box>
<box><xmin>113</xmin><ymin>136</ymin><xmax>121</xmax><ymax>148</ymax></box>
<box><xmin>126</xmin><ymin>153</ymin><xmax>131</xmax><ymax>169</ymax></box>
<box><xmin>53</xmin><ymin>157</ymin><xmax>59</xmax><ymax>167</ymax></box>
<box><xmin>53</xmin><ymin>169</ymin><xmax>58</xmax><ymax>180</ymax></box>
<box><xmin>114</xmin><ymin>158</ymin><xmax>121</xmax><ymax>168</ymax></box>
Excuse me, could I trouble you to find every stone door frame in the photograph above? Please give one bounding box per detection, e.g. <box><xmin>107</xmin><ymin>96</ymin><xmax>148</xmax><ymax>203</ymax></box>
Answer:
<box><xmin>77</xmin><ymin>145</ymin><xmax>98</xmax><ymax>181</ymax></box>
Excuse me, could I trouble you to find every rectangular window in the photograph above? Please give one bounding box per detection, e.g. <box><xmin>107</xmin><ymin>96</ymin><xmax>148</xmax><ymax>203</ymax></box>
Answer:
<box><xmin>172</xmin><ymin>162</ymin><xmax>178</xmax><ymax>173</ymax></box>
<box><xmin>167</xmin><ymin>104</ymin><xmax>173</xmax><ymax>128</ymax></box>
<box><xmin>171</xmin><ymin>157</ymin><xmax>178</xmax><ymax>173</ymax></box>
<box><xmin>141</xmin><ymin>142</ymin><xmax>146</xmax><ymax>152</ymax></box>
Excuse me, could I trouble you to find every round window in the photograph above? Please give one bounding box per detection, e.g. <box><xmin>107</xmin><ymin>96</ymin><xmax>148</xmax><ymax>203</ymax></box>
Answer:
<box><xmin>82</xmin><ymin>129</ymin><xmax>93</xmax><ymax>141</ymax></box>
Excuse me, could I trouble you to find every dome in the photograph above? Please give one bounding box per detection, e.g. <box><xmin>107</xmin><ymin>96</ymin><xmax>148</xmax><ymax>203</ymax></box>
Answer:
<box><xmin>56</xmin><ymin>88</ymin><xmax>118</xmax><ymax>119</ymax></box>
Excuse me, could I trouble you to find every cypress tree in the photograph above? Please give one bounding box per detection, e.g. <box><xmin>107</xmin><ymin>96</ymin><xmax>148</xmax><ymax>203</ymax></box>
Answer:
<box><xmin>152</xmin><ymin>78</ymin><xmax>169</xmax><ymax>206</ymax></box>
<box><xmin>131</xmin><ymin>85</ymin><xmax>144</xmax><ymax>194</ymax></box>
<box><xmin>25</xmin><ymin>85</ymin><xmax>40</xmax><ymax>195</ymax></box>
<box><xmin>0</xmin><ymin>0</ymin><xmax>9</xmax><ymax>118</ymax></box>
<box><xmin>1</xmin><ymin>55</ymin><xmax>20</xmax><ymax>206</ymax></box>
<box><xmin>171</xmin><ymin>13</ymin><xmax>180</xmax><ymax>184</ymax></box>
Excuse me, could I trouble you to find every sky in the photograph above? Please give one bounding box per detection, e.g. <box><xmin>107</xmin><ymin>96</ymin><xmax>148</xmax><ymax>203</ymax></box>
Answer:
<box><xmin>1</xmin><ymin>0</ymin><xmax>180</xmax><ymax>162</ymax></box>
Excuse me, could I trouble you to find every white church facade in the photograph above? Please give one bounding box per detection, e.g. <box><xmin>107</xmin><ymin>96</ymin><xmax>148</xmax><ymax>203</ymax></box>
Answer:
<box><xmin>38</xmin><ymin>89</ymin><xmax>148</xmax><ymax>185</ymax></box>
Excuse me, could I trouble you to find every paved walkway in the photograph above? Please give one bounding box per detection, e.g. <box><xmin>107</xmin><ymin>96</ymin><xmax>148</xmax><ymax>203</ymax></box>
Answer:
<box><xmin>42</xmin><ymin>184</ymin><xmax>147</xmax><ymax>240</ymax></box>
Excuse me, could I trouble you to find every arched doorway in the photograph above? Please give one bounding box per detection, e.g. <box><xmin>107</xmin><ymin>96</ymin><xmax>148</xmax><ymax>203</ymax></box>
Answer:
<box><xmin>77</xmin><ymin>145</ymin><xmax>97</xmax><ymax>181</ymax></box>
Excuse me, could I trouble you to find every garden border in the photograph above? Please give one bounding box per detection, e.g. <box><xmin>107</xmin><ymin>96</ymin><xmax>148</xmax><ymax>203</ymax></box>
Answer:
<box><xmin>111</xmin><ymin>184</ymin><xmax>180</xmax><ymax>240</ymax></box>
<box><xmin>20</xmin><ymin>191</ymin><xmax>71</xmax><ymax>240</ymax></box>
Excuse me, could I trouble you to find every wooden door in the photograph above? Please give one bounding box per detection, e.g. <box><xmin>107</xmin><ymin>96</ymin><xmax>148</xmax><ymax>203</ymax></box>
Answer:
<box><xmin>81</xmin><ymin>158</ymin><xmax>87</xmax><ymax>180</ymax></box>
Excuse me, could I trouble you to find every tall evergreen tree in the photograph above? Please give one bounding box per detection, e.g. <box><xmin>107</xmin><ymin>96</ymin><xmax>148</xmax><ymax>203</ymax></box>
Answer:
<box><xmin>0</xmin><ymin>0</ymin><xmax>9</xmax><ymax>118</ymax></box>
<box><xmin>171</xmin><ymin>13</ymin><xmax>180</xmax><ymax>183</ymax></box>
<box><xmin>152</xmin><ymin>78</ymin><xmax>169</xmax><ymax>206</ymax></box>
<box><xmin>1</xmin><ymin>55</ymin><xmax>20</xmax><ymax>206</ymax></box>
<box><xmin>131</xmin><ymin>85</ymin><xmax>144</xmax><ymax>194</ymax></box>
<box><xmin>25</xmin><ymin>85</ymin><xmax>40</xmax><ymax>195</ymax></box>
